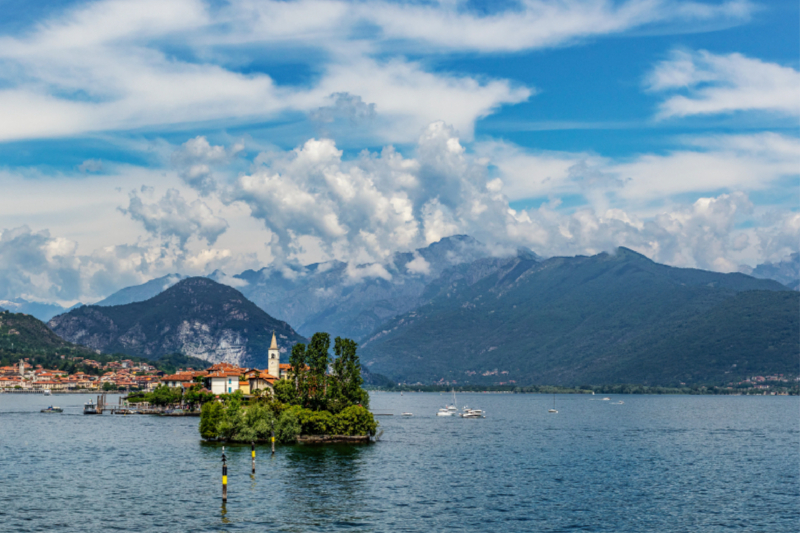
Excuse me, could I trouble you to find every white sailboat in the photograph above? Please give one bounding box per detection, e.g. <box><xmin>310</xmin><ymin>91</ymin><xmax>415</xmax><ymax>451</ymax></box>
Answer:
<box><xmin>436</xmin><ymin>389</ymin><xmax>459</xmax><ymax>416</ymax></box>
<box><xmin>549</xmin><ymin>393</ymin><xmax>558</xmax><ymax>413</ymax></box>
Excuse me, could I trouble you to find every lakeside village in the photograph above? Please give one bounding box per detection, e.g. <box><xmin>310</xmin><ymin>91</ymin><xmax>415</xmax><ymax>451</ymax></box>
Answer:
<box><xmin>0</xmin><ymin>333</ymin><xmax>291</xmax><ymax>395</ymax></box>
<box><xmin>0</xmin><ymin>330</ymin><xmax>797</xmax><ymax>397</ymax></box>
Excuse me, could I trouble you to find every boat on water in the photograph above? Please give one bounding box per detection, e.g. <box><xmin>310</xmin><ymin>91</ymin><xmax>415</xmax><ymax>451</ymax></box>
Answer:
<box><xmin>83</xmin><ymin>400</ymin><xmax>99</xmax><ymax>415</ymax></box>
<box><xmin>601</xmin><ymin>397</ymin><xmax>611</xmax><ymax>401</ymax></box>
<box><xmin>401</xmin><ymin>412</ymin><xmax>413</xmax><ymax>417</ymax></box>
<box><xmin>549</xmin><ymin>393</ymin><xmax>558</xmax><ymax>413</ymax></box>
<box><xmin>43</xmin><ymin>389</ymin><xmax>51</xmax><ymax>396</ymax></box>
<box><xmin>460</xmin><ymin>407</ymin><xmax>486</xmax><ymax>418</ymax></box>
<box><xmin>436</xmin><ymin>389</ymin><xmax>459</xmax><ymax>416</ymax></box>
<box><xmin>40</xmin><ymin>406</ymin><xmax>63</xmax><ymax>413</ymax></box>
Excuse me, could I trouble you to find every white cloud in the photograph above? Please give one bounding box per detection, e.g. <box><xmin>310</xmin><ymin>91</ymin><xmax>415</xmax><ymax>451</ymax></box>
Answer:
<box><xmin>0</xmin><ymin>0</ymin><xmax>756</xmax><ymax>143</ymax></box>
<box><xmin>478</xmin><ymin>133</ymin><xmax>800</xmax><ymax>205</ymax></box>
<box><xmin>345</xmin><ymin>262</ymin><xmax>393</xmax><ymax>284</ymax></box>
<box><xmin>119</xmin><ymin>188</ymin><xmax>229</xmax><ymax>247</ymax></box>
<box><xmin>405</xmin><ymin>252</ymin><xmax>431</xmax><ymax>275</ymax></box>
<box><xmin>226</xmin><ymin>122</ymin><xmax>797</xmax><ymax>273</ymax></box>
<box><xmin>648</xmin><ymin>50</ymin><xmax>800</xmax><ymax>118</ymax></box>
<box><xmin>359</xmin><ymin>0</ymin><xmax>754</xmax><ymax>52</ymax></box>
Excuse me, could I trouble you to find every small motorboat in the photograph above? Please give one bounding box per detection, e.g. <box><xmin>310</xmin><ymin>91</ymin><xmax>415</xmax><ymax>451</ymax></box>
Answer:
<box><xmin>601</xmin><ymin>397</ymin><xmax>611</xmax><ymax>401</ymax></box>
<box><xmin>84</xmin><ymin>400</ymin><xmax>99</xmax><ymax>415</ymax></box>
<box><xmin>401</xmin><ymin>412</ymin><xmax>413</xmax><ymax>417</ymax></box>
<box><xmin>40</xmin><ymin>406</ymin><xmax>63</xmax><ymax>413</ymax></box>
<box><xmin>460</xmin><ymin>407</ymin><xmax>485</xmax><ymax>418</ymax></box>
<box><xmin>43</xmin><ymin>389</ymin><xmax>52</xmax><ymax>396</ymax></box>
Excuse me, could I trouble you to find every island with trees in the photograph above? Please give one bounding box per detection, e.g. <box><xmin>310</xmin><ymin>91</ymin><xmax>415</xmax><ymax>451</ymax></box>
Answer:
<box><xmin>198</xmin><ymin>333</ymin><xmax>377</xmax><ymax>444</ymax></box>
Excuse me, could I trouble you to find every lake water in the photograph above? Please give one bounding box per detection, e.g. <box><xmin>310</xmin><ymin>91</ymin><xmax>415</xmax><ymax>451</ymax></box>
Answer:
<box><xmin>0</xmin><ymin>392</ymin><xmax>797</xmax><ymax>532</ymax></box>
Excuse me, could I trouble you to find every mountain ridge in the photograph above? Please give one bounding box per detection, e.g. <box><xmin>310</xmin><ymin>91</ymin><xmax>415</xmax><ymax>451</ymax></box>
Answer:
<box><xmin>48</xmin><ymin>277</ymin><xmax>306</xmax><ymax>368</ymax></box>
<box><xmin>359</xmin><ymin>248</ymin><xmax>795</xmax><ymax>386</ymax></box>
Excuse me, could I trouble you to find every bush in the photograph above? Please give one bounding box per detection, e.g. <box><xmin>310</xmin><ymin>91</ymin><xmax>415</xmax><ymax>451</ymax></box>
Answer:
<box><xmin>275</xmin><ymin>407</ymin><xmax>301</xmax><ymax>444</ymax></box>
<box><xmin>298</xmin><ymin>409</ymin><xmax>336</xmax><ymax>435</ymax></box>
<box><xmin>199</xmin><ymin>401</ymin><xmax>224</xmax><ymax>440</ymax></box>
<box><xmin>335</xmin><ymin>405</ymin><xmax>378</xmax><ymax>436</ymax></box>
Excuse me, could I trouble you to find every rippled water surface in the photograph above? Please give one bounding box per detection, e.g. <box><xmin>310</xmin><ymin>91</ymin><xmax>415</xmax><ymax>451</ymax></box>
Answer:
<box><xmin>0</xmin><ymin>392</ymin><xmax>797</xmax><ymax>532</ymax></box>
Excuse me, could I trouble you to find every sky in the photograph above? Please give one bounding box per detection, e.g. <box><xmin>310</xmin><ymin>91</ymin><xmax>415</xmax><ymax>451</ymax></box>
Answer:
<box><xmin>0</xmin><ymin>0</ymin><xmax>797</xmax><ymax>305</ymax></box>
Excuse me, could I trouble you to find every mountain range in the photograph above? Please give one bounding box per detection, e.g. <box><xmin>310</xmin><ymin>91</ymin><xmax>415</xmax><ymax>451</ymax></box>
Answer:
<box><xmin>358</xmin><ymin>248</ymin><xmax>797</xmax><ymax>386</ymax></box>
<box><xmin>37</xmin><ymin>237</ymin><xmax>800</xmax><ymax>386</ymax></box>
<box><xmin>48</xmin><ymin>277</ymin><xmax>306</xmax><ymax>368</ymax></box>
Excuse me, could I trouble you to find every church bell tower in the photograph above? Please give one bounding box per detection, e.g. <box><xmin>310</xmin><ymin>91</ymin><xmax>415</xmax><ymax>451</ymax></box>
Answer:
<box><xmin>268</xmin><ymin>332</ymin><xmax>280</xmax><ymax>378</ymax></box>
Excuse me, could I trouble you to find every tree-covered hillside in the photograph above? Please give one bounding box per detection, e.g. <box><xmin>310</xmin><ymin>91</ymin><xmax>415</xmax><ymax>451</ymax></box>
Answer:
<box><xmin>360</xmin><ymin>248</ymin><xmax>796</xmax><ymax>386</ymax></box>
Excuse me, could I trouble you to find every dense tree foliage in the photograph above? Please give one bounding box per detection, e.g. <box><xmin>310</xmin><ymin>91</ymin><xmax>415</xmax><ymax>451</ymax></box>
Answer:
<box><xmin>199</xmin><ymin>332</ymin><xmax>376</xmax><ymax>442</ymax></box>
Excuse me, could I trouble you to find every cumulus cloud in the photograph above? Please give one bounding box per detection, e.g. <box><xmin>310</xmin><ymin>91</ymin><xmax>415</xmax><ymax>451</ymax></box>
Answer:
<box><xmin>0</xmin><ymin>224</ymin><xmax>258</xmax><ymax>305</ymax></box>
<box><xmin>170</xmin><ymin>136</ymin><xmax>244</xmax><ymax>195</ymax></box>
<box><xmin>225</xmin><ymin>123</ymin><xmax>797</xmax><ymax>273</ymax></box>
<box><xmin>119</xmin><ymin>188</ymin><xmax>229</xmax><ymax>247</ymax></box>
<box><xmin>405</xmin><ymin>252</ymin><xmax>431</xmax><ymax>276</ymax></box>
<box><xmin>648</xmin><ymin>50</ymin><xmax>800</xmax><ymax>118</ymax></box>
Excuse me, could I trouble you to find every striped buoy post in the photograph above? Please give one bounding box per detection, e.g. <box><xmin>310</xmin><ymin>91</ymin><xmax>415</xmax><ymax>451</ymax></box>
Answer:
<box><xmin>251</xmin><ymin>442</ymin><xmax>255</xmax><ymax>474</ymax></box>
<box><xmin>221</xmin><ymin>447</ymin><xmax>228</xmax><ymax>502</ymax></box>
<box><xmin>271</xmin><ymin>419</ymin><xmax>275</xmax><ymax>455</ymax></box>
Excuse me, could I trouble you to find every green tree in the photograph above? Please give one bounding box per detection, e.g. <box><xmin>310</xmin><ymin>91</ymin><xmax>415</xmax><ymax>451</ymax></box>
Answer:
<box><xmin>273</xmin><ymin>379</ymin><xmax>296</xmax><ymax>404</ymax></box>
<box><xmin>289</xmin><ymin>342</ymin><xmax>309</xmax><ymax>406</ymax></box>
<box><xmin>102</xmin><ymin>382</ymin><xmax>118</xmax><ymax>391</ymax></box>
<box><xmin>329</xmin><ymin>336</ymin><xmax>369</xmax><ymax>412</ymax></box>
<box><xmin>306</xmin><ymin>333</ymin><xmax>330</xmax><ymax>411</ymax></box>
<box><xmin>199</xmin><ymin>401</ymin><xmax>224</xmax><ymax>439</ymax></box>
<box><xmin>148</xmin><ymin>385</ymin><xmax>182</xmax><ymax>406</ymax></box>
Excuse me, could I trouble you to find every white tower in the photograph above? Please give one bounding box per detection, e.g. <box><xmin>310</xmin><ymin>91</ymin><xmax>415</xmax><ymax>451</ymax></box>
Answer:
<box><xmin>19</xmin><ymin>359</ymin><xmax>24</xmax><ymax>377</ymax></box>
<box><xmin>268</xmin><ymin>332</ymin><xmax>280</xmax><ymax>378</ymax></box>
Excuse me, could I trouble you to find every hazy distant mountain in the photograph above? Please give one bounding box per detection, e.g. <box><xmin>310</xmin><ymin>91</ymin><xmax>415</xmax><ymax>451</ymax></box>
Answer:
<box><xmin>0</xmin><ymin>298</ymin><xmax>67</xmax><ymax>322</ymax></box>
<box><xmin>234</xmin><ymin>235</ymin><xmax>515</xmax><ymax>340</ymax></box>
<box><xmin>48</xmin><ymin>277</ymin><xmax>306</xmax><ymax>367</ymax></box>
<box><xmin>360</xmin><ymin>248</ymin><xmax>796</xmax><ymax>386</ymax></box>
<box><xmin>741</xmin><ymin>253</ymin><xmax>800</xmax><ymax>290</ymax></box>
<box><xmin>94</xmin><ymin>274</ymin><xmax>186</xmax><ymax>306</ymax></box>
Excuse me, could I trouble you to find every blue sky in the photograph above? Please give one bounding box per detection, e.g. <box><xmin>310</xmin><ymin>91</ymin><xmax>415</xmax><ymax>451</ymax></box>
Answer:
<box><xmin>0</xmin><ymin>0</ymin><xmax>797</xmax><ymax>304</ymax></box>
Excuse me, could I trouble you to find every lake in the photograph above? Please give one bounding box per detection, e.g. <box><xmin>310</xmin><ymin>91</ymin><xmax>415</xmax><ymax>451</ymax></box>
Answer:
<box><xmin>0</xmin><ymin>392</ymin><xmax>797</xmax><ymax>532</ymax></box>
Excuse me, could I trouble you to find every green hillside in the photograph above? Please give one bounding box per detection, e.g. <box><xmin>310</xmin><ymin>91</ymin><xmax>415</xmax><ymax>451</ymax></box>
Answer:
<box><xmin>360</xmin><ymin>248</ymin><xmax>796</xmax><ymax>386</ymax></box>
<box><xmin>0</xmin><ymin>311</ymin><xmax>209</xmax><ymax>374</ymax></box>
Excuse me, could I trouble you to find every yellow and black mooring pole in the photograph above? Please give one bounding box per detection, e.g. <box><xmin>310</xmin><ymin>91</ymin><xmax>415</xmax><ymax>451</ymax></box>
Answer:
<box><xmin>271</xmin><ymin>419</ymin><xmax>275</xmax><ymax>455</ymax></box>
<box><xmin>221</xmin><ymin>446</ymin><xmax>228</xmax><ymax>502</ymax></box>
<box><xmin>251</xmin><ymin>442</ymin><xmax>255</xmax><ymax>474</ymax></box>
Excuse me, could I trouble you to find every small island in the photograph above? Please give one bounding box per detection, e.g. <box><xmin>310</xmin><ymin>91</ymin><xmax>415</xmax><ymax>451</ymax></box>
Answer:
<box><xmin>198</xmin><ymin>332</ymin><xmax>377</xmax><ymax>444</ymax></box>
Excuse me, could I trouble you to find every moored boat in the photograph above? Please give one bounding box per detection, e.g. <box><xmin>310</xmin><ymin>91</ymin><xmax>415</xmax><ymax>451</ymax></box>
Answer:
<box><xmin>40</xmin><ymin>405</ymin><xmax>63</xmax><ymax>413</ymax></box>
<box><xmin>84</xmin><ymin>400</ymin><xmax>99</xmax><ymax>415</ymax></box>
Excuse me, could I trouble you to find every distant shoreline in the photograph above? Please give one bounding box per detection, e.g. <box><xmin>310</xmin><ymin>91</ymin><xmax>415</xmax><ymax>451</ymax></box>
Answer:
<box><xmin>367</xmin><ymin>384</ymin><xmax>799</xmax><ymax>396</ymax></box>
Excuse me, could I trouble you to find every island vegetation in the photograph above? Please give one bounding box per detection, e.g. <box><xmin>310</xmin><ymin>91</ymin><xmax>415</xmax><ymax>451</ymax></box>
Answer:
<box><xmin>199</xmin><ymin>333</ymin><xmax>377</xmax><ymax>444</ymax></box>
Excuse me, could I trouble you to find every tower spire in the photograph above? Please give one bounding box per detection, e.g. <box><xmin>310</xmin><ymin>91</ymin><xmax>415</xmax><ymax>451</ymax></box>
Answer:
<box><xmin>270</xmin><ymin>331</ymin><xmax>278</xmax><ymax>350</ymax></box>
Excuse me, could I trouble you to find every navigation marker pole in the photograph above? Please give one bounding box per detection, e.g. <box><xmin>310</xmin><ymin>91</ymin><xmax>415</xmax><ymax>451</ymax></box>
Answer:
<box><xmin>222</xmin><ymin>447</ymin><xmax>228</xmax><ymax>502</ymax></box>
<box><xmin>271</xmin><ymin>419</ymin><xmax>275</xmax><ymax>455</ymax></box>
<box><xmin>251</xmin><ymin>442</ymin><xmax>256</xmax><ymax>475</ymax></box>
